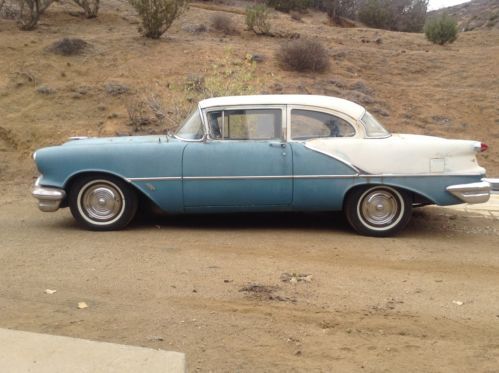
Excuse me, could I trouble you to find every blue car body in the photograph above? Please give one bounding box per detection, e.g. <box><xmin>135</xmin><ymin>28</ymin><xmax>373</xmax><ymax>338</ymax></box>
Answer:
<box><xmin>32</xmin><ymin>95</ymin><xmax>494</xmax><ymax>234</ymax></box>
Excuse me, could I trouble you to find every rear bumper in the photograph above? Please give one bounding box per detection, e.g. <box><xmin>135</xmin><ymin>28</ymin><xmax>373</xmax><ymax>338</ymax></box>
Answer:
<box><xmin>32</xmin><ymin>177</ymin><xmax>66</xmax><ymax>212</ymax></box>
<box><xmin>446</xmin><ymin>178</ymin><xmax>499</xmax><ymax>204</ymax></box>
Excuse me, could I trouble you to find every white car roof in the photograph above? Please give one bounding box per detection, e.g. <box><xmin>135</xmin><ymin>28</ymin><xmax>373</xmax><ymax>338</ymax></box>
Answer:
<box><xmin>198</xmin><ymin>95</ymin><xmax>366</xmax><ymax>120</ymax></box>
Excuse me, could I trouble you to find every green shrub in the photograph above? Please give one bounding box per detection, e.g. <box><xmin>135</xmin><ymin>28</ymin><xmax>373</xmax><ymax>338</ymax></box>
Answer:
<box><xmin>265</xmin><ymin>0</ymin><xmax>310</xmax><ymax>13</ymax></box>
<box><xmin>424</xmin><ymin>14</ymin><xmax>458</xmax><ymax>45</ymax></box>
<box><xmin>246</xmin><ymin>4</ymin><xmax>271</xmax><ymax>35</ymax></box>
<box><xmin>128</xmin><ymin>0</ymin><xmax>188</xmax><ymax>39</ymax></box>
<box><xmin>277</xmin><ymin>39</ymin><xmax>330</xmax><ymax>73</ymax></box>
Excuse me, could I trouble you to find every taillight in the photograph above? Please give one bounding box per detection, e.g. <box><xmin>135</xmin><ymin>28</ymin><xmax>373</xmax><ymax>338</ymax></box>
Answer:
<box><xmin>480</xmin><ymin>143</ymin><xmax>488</xmax><ymax>152</ymax></box>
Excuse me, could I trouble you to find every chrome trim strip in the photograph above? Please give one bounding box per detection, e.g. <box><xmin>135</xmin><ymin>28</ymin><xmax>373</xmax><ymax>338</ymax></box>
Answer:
<box><xmin>127</xmin><ymin>173</ymin><xmax>485</xmax><ymax>183</ymax></box>
<box><xmin>360</xmin><ymin>173</ymin><xmax>485</xmax><ymax>177</ymax></box>
<box><xmin>127</xmin><ymin>176</ymin><xmax>182</xmax><ymax>182</ymax></box>
<box><xmin>482</xmin><ymin>178</ymin><xmax>499</xmax><ymax>192</ymax></box>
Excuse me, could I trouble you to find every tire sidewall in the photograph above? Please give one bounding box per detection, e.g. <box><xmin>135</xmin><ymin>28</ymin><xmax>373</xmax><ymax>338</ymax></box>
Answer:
<box><xmin>346</xmin><ymin>185</ymin><xmax>412</xmax><ymax>237</ymax></box>
<box><xmin>69</xmin><ymin>175</ymin><xmax>137</xmax><ymax>231</ymax></box>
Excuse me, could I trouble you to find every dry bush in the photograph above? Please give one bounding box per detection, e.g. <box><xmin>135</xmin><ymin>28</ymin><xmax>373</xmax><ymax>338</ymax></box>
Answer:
<box><xmin>210</xmin><ymin>13</ymin><xmax>236</xmax><ymax>34</ymax></box>
<box><xmin>128</xmin><ymin>0</ymin><xmax>188</xmax><ymax>39</ymax></box>
<box><xmin>16</xmin><ymin>0</ymin><xmax>54</xmax><ymax>30</ymax></box>
<box><xmin>72</xmin><ymin>0</ymin><xmax>99</xmax><ymax>18</ymax></box>
<box><xmin>48</xmin><ymin>38</ymin><xmax>89</xmax><ymax>55</ymax></box>
<box><xmin>126</xmin><ymin>93</ymin><xmax>190</xmax><ymax>133</ymax></box>
<box><xmin>245</xmin><ymin>4</ymin><xmax>271</xmax><ymax>35</ymax></box>
<box><xmin>277</xmin><ymin>39</ymin><xmax>330</xmax><ymax>72</ymax></box>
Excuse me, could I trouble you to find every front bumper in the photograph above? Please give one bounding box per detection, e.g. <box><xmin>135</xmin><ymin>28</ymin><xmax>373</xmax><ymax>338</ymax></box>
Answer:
<box><xmin>32</xmin><ymin>177</ymin><xmax>66</xmax><ymax>212</ymax></box>
<box><xmin>446</xmin><ymin>178</ymin><xmax>499</xmax><ymax>204</ymax></box>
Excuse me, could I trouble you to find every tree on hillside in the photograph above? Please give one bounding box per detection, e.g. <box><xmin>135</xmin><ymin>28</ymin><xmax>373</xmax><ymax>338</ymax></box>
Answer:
<box><xmin>73</xmin><ymin>0</ymin><xmax>100</xmax><ymax>18</ymax></box>
<box><xmin>358</xmin><ymin>0</ymin><xmax>428</xmax><ymax>32</ymax></box>
<box><xmin>17</xmin><ymin>0</ymin><xmax>54</xmax><ymax>30</ymax></box>
<box><xmin>321</xmin><ymin>0</ymin><xmax>359</xmax><ymax>23</ymax></box>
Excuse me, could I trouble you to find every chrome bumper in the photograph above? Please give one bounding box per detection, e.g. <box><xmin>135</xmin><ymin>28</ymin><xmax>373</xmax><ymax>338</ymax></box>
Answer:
<box><xmin>446</xmin><ymin>178</ymin><xmax>499</xmax><ymax>204</ymax></box>
<box><xmin>32</xmin><ymin>177</ymin><xmax>66</xmax><ymax>212</ymax></box>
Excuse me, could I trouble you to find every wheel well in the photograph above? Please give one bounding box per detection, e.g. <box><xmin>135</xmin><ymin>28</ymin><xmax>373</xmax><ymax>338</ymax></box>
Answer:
<box><xmin>64</xmin><ymin>171</ymin><xmax>158</xmax><ymax>210</ymax></box>
<box><xmin>343</xmin><ymin>184</ymin><xmax>433</xmax><ymax>209</ymax></box>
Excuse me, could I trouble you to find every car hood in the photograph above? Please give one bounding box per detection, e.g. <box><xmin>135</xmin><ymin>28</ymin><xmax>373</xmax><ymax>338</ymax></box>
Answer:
<box><xmin>61</xmin><ymin>135</ymin><xmax>172</xmax><ymax>146</ymax></box>
<box><xmin>305</xmin><ymin>134</ymin><xmax>485</xmax><ymax>175</ymax></box>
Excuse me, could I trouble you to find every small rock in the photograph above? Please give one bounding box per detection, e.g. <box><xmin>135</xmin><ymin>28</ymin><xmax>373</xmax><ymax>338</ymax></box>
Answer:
<box><xmin>294</xmin><ymin>350</ymin><xmax>302</xmax><ymax>356</ymax></box>
<box><xmin>248</xmin><ymin>54</ymin><xmax>266</xmax><ymax>63</ymax></box>
<box><xmin>452</xmin><ymin>300</ymin><xmax>464</xmax><ymax>306</ymax></box>
<box><xmin>147</xmin><ymin>336</ymin><xmax>164</xmax><ymax>342</ymax></box>
<box><xmin>105</xmin><ymin>82</ymin><xmax>129</xmax><ymax>96</ymax></box>
<box><xmin>36</xmin><ymin>85</ymin><xmax>55</xmax><ymax>95</ymax></box>
<box><xmin>182</xmin><ymin>23</ymin><xmax>207</xmax><ymax>33</ymax></box>
<box><xmin>290</xmin><ymin>277</ymin><xmax>298</xmax><ymax>284</ymax></box>
<box><xmin>374</xmin><ymin>37</ymin><xmax>382</xmax><ymax>44</ymax></box>
<box><xmin>77</xmin><ymin>302</ymin><xmax>88</xmax><ymax>309</ymax></box>
<box><xmin>271</xmin><ymin>83</ymin><xmax>283</xmax><ymax>92</ymax></box>
<box><xmin>44</xmin><ymin>289</ymin><xmax>56</xmax><ymax>294</ymax></box>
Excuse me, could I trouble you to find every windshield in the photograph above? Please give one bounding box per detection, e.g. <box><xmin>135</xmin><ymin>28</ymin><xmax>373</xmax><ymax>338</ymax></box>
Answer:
<box><xmin>361</xmin><ymin>111</ymin><xmax>391</xmax><ymax>138</ymax></box>
<box><xmin>175</xmin><ymin>110</ymin><xmax>204</xmax><ymax>140</ymax></box>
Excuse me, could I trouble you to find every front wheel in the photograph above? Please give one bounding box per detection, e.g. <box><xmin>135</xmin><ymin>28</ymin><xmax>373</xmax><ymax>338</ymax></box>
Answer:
<box><xmin>345</xmin><ymin>186</ymin><xmax>412</xmax><ymax>237</ymax></box>
<box><xmin>68</xmin><ymin>175</ymin><xmax>138</xmax><ymax>231</ymax></box>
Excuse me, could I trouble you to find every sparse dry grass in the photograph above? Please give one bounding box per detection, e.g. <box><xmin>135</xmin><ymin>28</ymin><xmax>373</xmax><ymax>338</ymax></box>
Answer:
<box><xmin>0</xmin><ymin>0</ymin><xmax>497</xmax><ymax>177</ymax></box>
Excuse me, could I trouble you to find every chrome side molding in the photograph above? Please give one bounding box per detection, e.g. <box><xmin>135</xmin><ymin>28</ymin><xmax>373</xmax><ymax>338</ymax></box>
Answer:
<box><xmin>482</xmin><ymin>178</ymin><xmax>499</xmax><ymax>192</ymax></box>
<box><xmin>447</xmin><ymin>181</ymin><xmax>491</xmax><ymax>204</ymax></box>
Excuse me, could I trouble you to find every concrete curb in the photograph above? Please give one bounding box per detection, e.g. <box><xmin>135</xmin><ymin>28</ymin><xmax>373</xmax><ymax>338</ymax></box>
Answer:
<box><xmin>0</xmin><ymin>328</ymin><xmax>186</xmax><ymax>373</ymax></box>
<box><xmin>441</xmin><ymin>194</ymin><xmax>499</xmax><ymax>219</ymax></box>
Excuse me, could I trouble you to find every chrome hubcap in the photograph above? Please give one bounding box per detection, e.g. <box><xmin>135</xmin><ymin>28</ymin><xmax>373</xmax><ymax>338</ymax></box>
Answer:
<box><xmin>361</xmin><ymin>190</ymin><xmax>399</xmax><ymax>226</ymax></box>
<box><xmin>81</xmin><ymin>183</ymin><xmax>123</xmax><ymax>222</ymax></box>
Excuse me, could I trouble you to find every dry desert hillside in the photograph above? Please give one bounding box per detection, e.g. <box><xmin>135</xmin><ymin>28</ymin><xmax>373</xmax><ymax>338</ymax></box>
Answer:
<box><xmin>0</xmin><ymin>0</ymin><xmax>498</xmax><ymax>180</ymax></box>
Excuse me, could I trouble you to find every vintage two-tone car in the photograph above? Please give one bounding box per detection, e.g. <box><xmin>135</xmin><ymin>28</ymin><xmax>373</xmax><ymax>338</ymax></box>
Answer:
<box><xmin>32</xmin><ymin>95</ymin><xmax>497</xmax><ymax>236</ymax></box>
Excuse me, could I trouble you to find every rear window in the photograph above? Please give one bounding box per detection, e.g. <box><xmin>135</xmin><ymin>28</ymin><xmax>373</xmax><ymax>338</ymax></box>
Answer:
<box><xmin>361</xmin><ymin>111</ymin><xmax>390</xmax><ymax>138</ymax></box>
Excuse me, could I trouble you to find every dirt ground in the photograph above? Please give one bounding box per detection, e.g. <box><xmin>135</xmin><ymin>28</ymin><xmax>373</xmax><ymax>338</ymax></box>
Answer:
<box><xmin>1</xmin><ymin>175</ymin><xmax>498</xmax><ymax>372</ymax></box>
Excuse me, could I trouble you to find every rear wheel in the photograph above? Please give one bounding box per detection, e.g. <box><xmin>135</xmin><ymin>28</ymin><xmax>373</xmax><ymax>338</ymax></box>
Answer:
<box><xmin>345</xmin><ymin>185</ymin><xmax>412</xmax><ymax>237</ymax></box>
<box><xmin>69</xmin><ymin>175</ymin><xmax>138</xmax><ymax>231</ymax></box>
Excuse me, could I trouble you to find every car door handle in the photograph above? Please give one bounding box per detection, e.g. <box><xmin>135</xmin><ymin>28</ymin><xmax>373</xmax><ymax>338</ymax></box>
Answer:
<box><xmin>269</xmin><ymin>142</ymin><xmax>286</xmax><ymax>148</ymax></box>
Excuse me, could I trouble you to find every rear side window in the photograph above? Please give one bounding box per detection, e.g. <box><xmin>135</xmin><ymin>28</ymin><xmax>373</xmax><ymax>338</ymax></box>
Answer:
<box><xmin>291</xmin><ymin>109</ymin><xmax>355</xmax><ymax>140</ymax></box>
<box><xmin>208</xmin><ymin>109</ymin><xmax>282</xmax><ymax>140</ymax></box>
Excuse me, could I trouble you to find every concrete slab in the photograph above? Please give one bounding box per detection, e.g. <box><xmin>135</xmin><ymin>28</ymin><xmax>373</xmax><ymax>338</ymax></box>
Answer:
<box><xmin>0</xmin><ymin>328</ymin><xmax>186</xmax><ymax>373</ymax></box>
<box><xmin>442</xmin><ymin>194</ymin><xmax>499</xmax><ymax>219</ymax></box>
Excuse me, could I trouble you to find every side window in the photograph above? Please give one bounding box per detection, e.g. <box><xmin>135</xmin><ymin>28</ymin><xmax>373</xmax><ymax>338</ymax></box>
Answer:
<box><xmin>208</xmin><ymin>109</ymin><xmax>282</xmax><ymax>140</ymax></box>
<box><xmin>291</xmin><ymin>109</ymin><xmax>355</xmax><ymax>140</ymax></box>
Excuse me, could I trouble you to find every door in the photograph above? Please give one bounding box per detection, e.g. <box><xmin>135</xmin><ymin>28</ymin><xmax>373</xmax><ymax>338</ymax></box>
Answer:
<box><xmin>182</xmin><ymin>107</ymin><xmax>292</xmax><ymax>208</ymax></box>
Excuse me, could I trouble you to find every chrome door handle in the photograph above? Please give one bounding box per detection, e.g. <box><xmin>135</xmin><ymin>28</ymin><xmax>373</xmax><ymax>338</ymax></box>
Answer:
<box><xmin>269</xmin><ymin>142</ymin><xmax>286</xmax><ymax>148</ymax></box>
